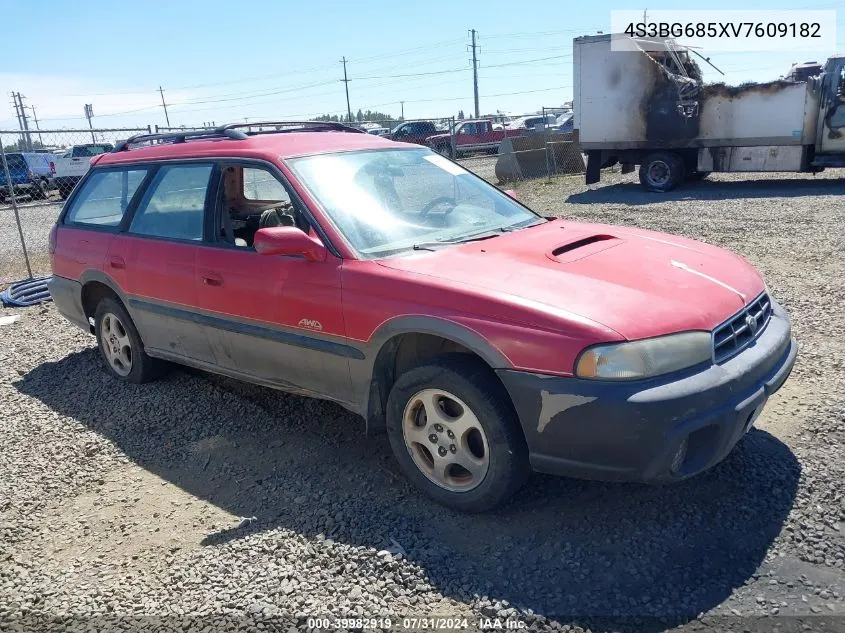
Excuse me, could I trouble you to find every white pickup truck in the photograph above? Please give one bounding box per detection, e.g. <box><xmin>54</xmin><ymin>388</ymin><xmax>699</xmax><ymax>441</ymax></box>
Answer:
<box><xmin>53</xmin><ymin>143</ymin><xmax>114</xmax><ymax>198</ymax></box>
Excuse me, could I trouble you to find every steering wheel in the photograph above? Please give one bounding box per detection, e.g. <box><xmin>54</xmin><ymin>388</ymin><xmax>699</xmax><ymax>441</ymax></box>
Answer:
<box><xmin>419</xmin><ymin>196</ymin><xmax>457</xmax><ymax>217</ymax></box>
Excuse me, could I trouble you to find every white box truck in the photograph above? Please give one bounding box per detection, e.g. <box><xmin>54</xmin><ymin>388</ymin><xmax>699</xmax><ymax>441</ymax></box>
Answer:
<box><xmin>573</xmin><ymin>34</ymin><xmax>845</xmax><ymax>191</ymax></box>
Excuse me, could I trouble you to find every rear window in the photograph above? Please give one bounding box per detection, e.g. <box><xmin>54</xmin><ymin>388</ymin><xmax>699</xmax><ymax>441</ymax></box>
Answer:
<box><xmin>65</xmin><ymin>169</ymin><xmax>149</xmax><ymax>227</ymax></box>
<box><xmin>2</xmin><ymin>155</ymin><xmax>27</xmax><ymax>171</ymax></box>
<box><xmin>71</xmin><ymin>145</ymin><xmax>112</xmax><ymax>158</ymax></box>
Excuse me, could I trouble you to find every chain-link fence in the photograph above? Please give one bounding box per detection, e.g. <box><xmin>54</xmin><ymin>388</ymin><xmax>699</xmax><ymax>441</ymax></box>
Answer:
<box><xmin>0</xmin><ymin>116</ymin><xmax>590</xmax><ymax>286</ymax></box>
<box><xmin>0</xmin><ymin>127</ymin><xmax>149</xmax><ymax>284</ymax></box>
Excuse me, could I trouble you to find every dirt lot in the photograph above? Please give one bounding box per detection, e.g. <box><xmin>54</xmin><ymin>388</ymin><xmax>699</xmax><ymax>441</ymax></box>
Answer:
<box><xmin>1</xmin><ymin>170</ymin><xmax>844</xmax><ymax>633</ymax></box>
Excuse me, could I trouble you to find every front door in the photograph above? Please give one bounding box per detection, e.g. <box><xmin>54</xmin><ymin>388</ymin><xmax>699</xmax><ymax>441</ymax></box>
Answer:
<box><xmin>195</xmin><ymin>163</ymin><xmax>353</xmax><ymax>404</ymax></box>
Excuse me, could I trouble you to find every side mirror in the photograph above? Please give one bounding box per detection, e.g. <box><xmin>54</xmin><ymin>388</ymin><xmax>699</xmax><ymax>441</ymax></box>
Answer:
<box><xmin>253</xmin><ymin>226</ymin><xmax>327</xmax><ymax>262</ymax></box>
<box><xmin>504</xmin><ymin>189</ymin><xmax>519</xmax><ymax>200</ymax></box>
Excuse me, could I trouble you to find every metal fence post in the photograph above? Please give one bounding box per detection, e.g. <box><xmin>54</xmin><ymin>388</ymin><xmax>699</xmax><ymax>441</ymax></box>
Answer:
<box><xmin>543</xmin><ymin>107</ymin><xmax>552</xmax><ymax>182</ymax></box>
<box><xmin>449</xmin><ymin>117</ymin><xmax>456</xmax><ymax>159</ymax></box>
<box><xmin>0</xmin><ymin>135</ymin><xmax>33</xmax><ymax>279</ymax></box>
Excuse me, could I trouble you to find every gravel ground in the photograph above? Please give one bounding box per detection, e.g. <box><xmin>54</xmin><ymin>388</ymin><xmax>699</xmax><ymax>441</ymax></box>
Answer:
<box><xmin>0</xmin><ymin>169</ymin><xmax>844</xmax><ymax>633</ymax></box>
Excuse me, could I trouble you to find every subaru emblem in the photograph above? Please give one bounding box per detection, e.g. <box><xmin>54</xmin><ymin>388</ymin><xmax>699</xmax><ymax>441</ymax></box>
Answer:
<box><xmin>745</xmin><ymin>313</ymin><xmax>758</xmax><ymax>334</ymax></box>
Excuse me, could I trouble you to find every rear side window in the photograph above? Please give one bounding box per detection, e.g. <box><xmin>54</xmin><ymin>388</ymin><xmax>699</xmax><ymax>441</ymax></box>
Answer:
<box><xmin>71</xmin><ymin>145</ymin><xmax>112</xmax><ymax>158</ymax></box>
<box><xmin>65</xmin><ymin>169</ymin><xmax>148</xmax><ymax>227</ymax></box>
<box><xmin>129</xmin><ymin>164</ymin><xmax>213</xmax><ymax>241</ymax></box>
<box><xmin>2</xmin><ymin>155</ymin><xmax>26</xmax><ymax>171</ymax></box>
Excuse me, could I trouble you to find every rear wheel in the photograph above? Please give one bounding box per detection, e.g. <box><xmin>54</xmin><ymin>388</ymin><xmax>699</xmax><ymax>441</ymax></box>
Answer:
<box><xmin>31</xmin><ymin>179</ymin><xmax>48</xmax><ymax>200</ymax></box>
<box><xmin>639</xmin><ymin>152</ymin><xmax>684</xmax><ymax>192</ymax></box>
<box><xmin>386</xmin><ymin>355</ymin><xmax>529</xmax><ymax>512</ymax></box>
<box><xmin>434</xmin><ymin>143</ymin><xmax>452</xmax><ymax>157</ymax></box>
<box><xmin>94</xmin><ymin>297</ymin><xmax>160</xmax><ymax>383</ymax></box>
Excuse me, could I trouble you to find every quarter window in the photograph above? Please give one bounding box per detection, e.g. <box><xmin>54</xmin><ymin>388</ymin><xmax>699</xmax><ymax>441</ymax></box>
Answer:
<box><xmin>129</xmin><ymin>164</ymin><xmax>213</xmax><ymax>241</ymax></box>
<box><xmin>64</xmin><ymin>168</ymin><xmax>148</xmax><ymax>227</ymax></box>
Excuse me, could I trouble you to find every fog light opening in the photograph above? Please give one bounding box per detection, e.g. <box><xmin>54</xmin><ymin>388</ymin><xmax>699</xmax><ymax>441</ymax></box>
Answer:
<box><xmin>670</xmin><ymin>438</ymin><xmax>689</xmax><ymax>475</ymax></box>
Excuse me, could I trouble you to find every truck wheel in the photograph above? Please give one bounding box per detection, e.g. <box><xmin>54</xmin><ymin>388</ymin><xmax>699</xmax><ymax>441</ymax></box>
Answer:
<box><xmin>31</xmin><ymin>179</ymin><xmax>49</xmax><ymax>200</ymax></box>
<box><xmin>639</xmin><ymin>152</ymin><xmax>684</xmax><ymax>192</ymax></box>
<box><xmin>434</xmin><ymin>143</ymin><xmax>452</xmax><ymax>157</ymax></box>
<box><xmin>385</xmin><ymin>355</ymin><xmax>530</xmax><ymax>513</ymax></box>
<box><xmin>94</xmin><ymin>297</ymin><xmax>161</xmax><ymax>384</ymax></box>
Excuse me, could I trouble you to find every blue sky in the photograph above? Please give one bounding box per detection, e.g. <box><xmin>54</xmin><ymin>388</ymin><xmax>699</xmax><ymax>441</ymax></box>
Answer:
<box><xmin>1</xmin><ymin>0</ymin><xmax>842</xmax><ymax>130</ymax></box>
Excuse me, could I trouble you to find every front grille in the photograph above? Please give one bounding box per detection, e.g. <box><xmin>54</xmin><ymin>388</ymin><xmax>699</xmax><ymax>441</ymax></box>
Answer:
<box><xmin>713</xmin><ymin>292</ymin><xmax>772</xmax><ymax>363</ymax></box>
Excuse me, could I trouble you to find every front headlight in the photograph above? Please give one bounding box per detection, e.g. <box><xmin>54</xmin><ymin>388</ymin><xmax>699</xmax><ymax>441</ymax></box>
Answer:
<box><xmin>575</xmin><ymin>331</ymin><xmax>712</xmax><ymax>380</ymax></box>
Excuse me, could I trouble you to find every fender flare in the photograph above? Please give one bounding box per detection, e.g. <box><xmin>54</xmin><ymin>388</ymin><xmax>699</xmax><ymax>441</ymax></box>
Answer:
<box><xmin>355</xmin><ymin>315</ymin><xmax>512</xmax><ymax>434</ymax></box>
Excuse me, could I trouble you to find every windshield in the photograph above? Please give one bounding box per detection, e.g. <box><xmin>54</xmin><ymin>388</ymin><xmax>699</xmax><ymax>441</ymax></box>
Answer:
<box><xmin>287</xmin><ymin>148</ymin><xmax>543</xmax><ymax>258</ymax></box>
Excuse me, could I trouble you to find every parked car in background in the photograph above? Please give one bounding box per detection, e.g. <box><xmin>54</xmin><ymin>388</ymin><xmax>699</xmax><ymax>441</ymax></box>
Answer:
<box><xmin>388</xmin><ymin>120</ymin><xmax>439</xmax><ymax>145</ymax></box>
<box><xmin>53</xmin><ymin>143</ymin><xmax>114</xmax><ymax>198</ymax></box>
<box><xmin>554</xmin><ymin>113</ymin><xmax>575</xmax><ymax>133</ymax></box>
<box><xmin>0</xmin><ymin>152</ymin><xmax>56</xmax><ymax>200</ymax></box>
<box><xmin>426</xmin><ymin>119</ymin><xmax>517</xmax><ymax>157</ymax></box>
<box><xmin>506</xmin><ymin>114</ymin><xmax>557</xmax><ymax>132</ymax></box>
<box><xmin>48</xmin><ymin>121</ymin><xmax>796</xmax><ymax>512</ymax></box>
<box><xmin>366</xmin><ymin>127</ymin><xmax>391</xmax><ymax>137</ymax></box>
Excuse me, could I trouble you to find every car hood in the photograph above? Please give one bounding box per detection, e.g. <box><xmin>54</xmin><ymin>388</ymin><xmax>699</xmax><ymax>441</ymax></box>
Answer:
<box><xmin>378</xmin><ymin>220</ymin><xmax>765</xmax><ymax>340</ymax></box>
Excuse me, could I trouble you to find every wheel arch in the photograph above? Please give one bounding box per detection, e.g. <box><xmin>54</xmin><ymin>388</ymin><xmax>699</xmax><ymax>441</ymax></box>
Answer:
<box><xmin>360</xmin><ymin>316</ymin><xmax>513</xmax><ymax>436</ymax></box>
<box><xmin>79</xmin><ymin>271</ymin><xmax>129</xmax><ymax>333</ymax></box>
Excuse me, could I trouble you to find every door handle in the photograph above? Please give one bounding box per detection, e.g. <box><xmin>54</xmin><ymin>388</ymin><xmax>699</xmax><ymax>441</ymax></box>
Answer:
<box><xmin>108</xmin><ymin>256</ymin><xmax>125</xmax><ymax>270</ymax></box>
<box><xmin>201</xmin><ymin>273</ymin><xmax>223</xmax><ymax>287</ymax></box>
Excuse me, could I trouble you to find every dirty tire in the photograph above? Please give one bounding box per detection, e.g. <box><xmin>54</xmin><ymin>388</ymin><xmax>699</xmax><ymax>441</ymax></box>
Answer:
<box><xmin>94</xmin><ymin>297</ymin><xmax>161</xmax><ymax>384</ymax></box>
<box><xmin>32</xmin><ymin>179</ymin><xmax>48</xmax><ymax>200</ymax></box>
<box><xmin>639</xmin><ymin>152</ymin><xmax>684</xmax><ymax>192</ymax></box>
<box><xmin>386</xmin><ymin>354</ymin><xmax>529</xmax><ymax>512</ymax></box>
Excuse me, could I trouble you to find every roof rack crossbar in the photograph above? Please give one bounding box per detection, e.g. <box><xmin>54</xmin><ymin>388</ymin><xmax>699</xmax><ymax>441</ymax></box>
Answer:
<box><xmin>218</xmin><ymin>120</ymin><xmax>366</xmax><ymax>134</ymax></box>
<box><xmin>112</xmin><ymin>120</ymin><xmax>365</xmax><ymax>152</ymax></box>
<box><xmin>113</xmin><ymin>128</ymin><xmax>247</xmax><ymax>152</ymax></box>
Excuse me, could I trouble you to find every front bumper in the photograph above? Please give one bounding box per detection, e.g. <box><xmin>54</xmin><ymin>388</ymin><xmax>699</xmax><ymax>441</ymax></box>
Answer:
<box><xmin>496</xmin><ymin>302</ymin><xmax>797</xmax><ymax>483</ymax></box>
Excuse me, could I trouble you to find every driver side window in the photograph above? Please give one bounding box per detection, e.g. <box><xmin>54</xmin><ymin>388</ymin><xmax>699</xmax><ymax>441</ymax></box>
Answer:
<box><xmin>216</xmin><ymin>164</ymin><xmax>306</xmax><ymax>249</ymax></box>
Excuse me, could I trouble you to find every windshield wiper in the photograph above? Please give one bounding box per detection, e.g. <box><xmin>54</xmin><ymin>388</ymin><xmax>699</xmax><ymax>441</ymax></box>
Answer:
<box><xmin>412</xmin><ymin>227</ymin><xmax>513</xmax><ymax>251</ymax></box>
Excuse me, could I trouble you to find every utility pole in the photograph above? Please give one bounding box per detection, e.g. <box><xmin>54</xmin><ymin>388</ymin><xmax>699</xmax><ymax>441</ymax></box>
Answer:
<box><xmin>26</xmin><ymin>105</ymin><xmax>43</xmax><ymax>147</ymax></box>
<box><xmin>158</xmin><ymin>86</ymin><xmax>171</xmax><ymax>127</ymax></box>
<box><xmin>16</xmin><ymin>93</ymin><xmax>33</xmax><ymax>151</ymax></box>
<box><xmin>470</xmin><ymin>29</ymin><xmax>480</xmax><ymax>118</ymax></box>
<box><xmin>84</xmin><ymin>104</ymin><xmax>96</xmax><ymax>143</ymax></box>
<box><xmin>340</xmin><ymin>57</ymin><xmax>353</xmax><ymax>123</ymax></box>
<box><xmin>400</xmin><ymin>101</ymin><xmax>405</xmax><ymax>121</ymax></box>
<box><xmin>10</xmin><ymin>93</ymin><xmax>24</xmax><ymax>139</ymax></box>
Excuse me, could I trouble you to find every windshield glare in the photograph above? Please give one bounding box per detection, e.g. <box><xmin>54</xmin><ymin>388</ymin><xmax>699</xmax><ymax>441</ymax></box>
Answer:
<box><xmin>287</xmin><ymin>148</ymin><xmax>543</xmax><ymax>257</ymax></box>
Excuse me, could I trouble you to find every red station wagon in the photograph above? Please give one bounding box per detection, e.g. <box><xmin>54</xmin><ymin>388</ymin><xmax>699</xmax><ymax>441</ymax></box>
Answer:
<box><xmin>48</xmin><ymin>121</ymin><xmax>797</xmax><ymax>512</ymax></box>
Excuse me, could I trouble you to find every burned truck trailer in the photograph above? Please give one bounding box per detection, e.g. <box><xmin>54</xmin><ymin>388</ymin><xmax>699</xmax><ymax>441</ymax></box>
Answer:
<box><xmin>573</xmin><ymin>34</ymin><xmax>845</xmax><ymax>191</ymax></box>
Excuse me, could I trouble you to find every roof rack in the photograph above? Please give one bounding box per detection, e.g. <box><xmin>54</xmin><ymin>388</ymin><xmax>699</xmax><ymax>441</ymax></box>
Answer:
<box><xmin>113</xmin><ymin>120</ymin><xmax>365</xmax><ymax>152</ymax></box>
<box><xmin>219</xmin><ymin>120</ymin><xmax>366</xmax><ymax>134</ymax></box>
<box><xmin>113</xmin><ymin>128</ymin><xmax>247</xmax><ymax>152</ymax></box>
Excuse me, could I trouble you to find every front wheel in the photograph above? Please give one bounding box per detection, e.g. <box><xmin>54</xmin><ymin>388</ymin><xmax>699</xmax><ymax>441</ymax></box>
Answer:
<box><xmin>433</xmin><ymin>143</ymin><xmax>452</xmax><ymax>157</ymax></box>
<box><xmin>639</xmin><ymin>152</ymin><xmax>684</xmax><ymax>192</ymax></box>
<box><xmin>386</xmin><ymin>355</ymin><xmax>529</xmax><ymax>512</ymax></box>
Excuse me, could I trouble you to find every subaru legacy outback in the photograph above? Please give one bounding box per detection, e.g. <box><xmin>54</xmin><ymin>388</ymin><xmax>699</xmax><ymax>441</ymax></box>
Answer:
<box><xmin>48</xmin><ymin>122</ymin><xmax>797</xmax><ymax>512</ymax></box>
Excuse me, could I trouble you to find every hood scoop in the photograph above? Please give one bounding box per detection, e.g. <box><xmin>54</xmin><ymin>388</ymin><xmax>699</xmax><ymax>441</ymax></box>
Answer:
<box><xmin>547</xmin><ymin>234</ymin><xmax>621</xmax><ymax>263</ymax></box>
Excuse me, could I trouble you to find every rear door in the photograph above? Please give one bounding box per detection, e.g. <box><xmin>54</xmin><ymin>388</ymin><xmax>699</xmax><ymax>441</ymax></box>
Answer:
<box><xmin>113</xmin><ymin>162</ymin><xmax>217</xmax><ymax>363</ymax></box>
<box><xmin>194</xmin><ymin>162</ymin><xmax>352</xmax><ymax>403</ymax></box>
<box><xmin>54</xmin><ymin>166</ymin><xmax>150</xmax><ymax>281</ymax></box>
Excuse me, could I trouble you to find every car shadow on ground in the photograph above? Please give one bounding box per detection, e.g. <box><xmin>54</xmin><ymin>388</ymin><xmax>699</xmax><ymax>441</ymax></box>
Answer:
<box><xmin>17</xmin><ymin>349</ymin><xmax>801</xmax><ymax>631</ymax></box>
<box><xmin>565</xmin><ymin>176</ymin><xmax>845</xmax><ymax>205</ymax></box>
